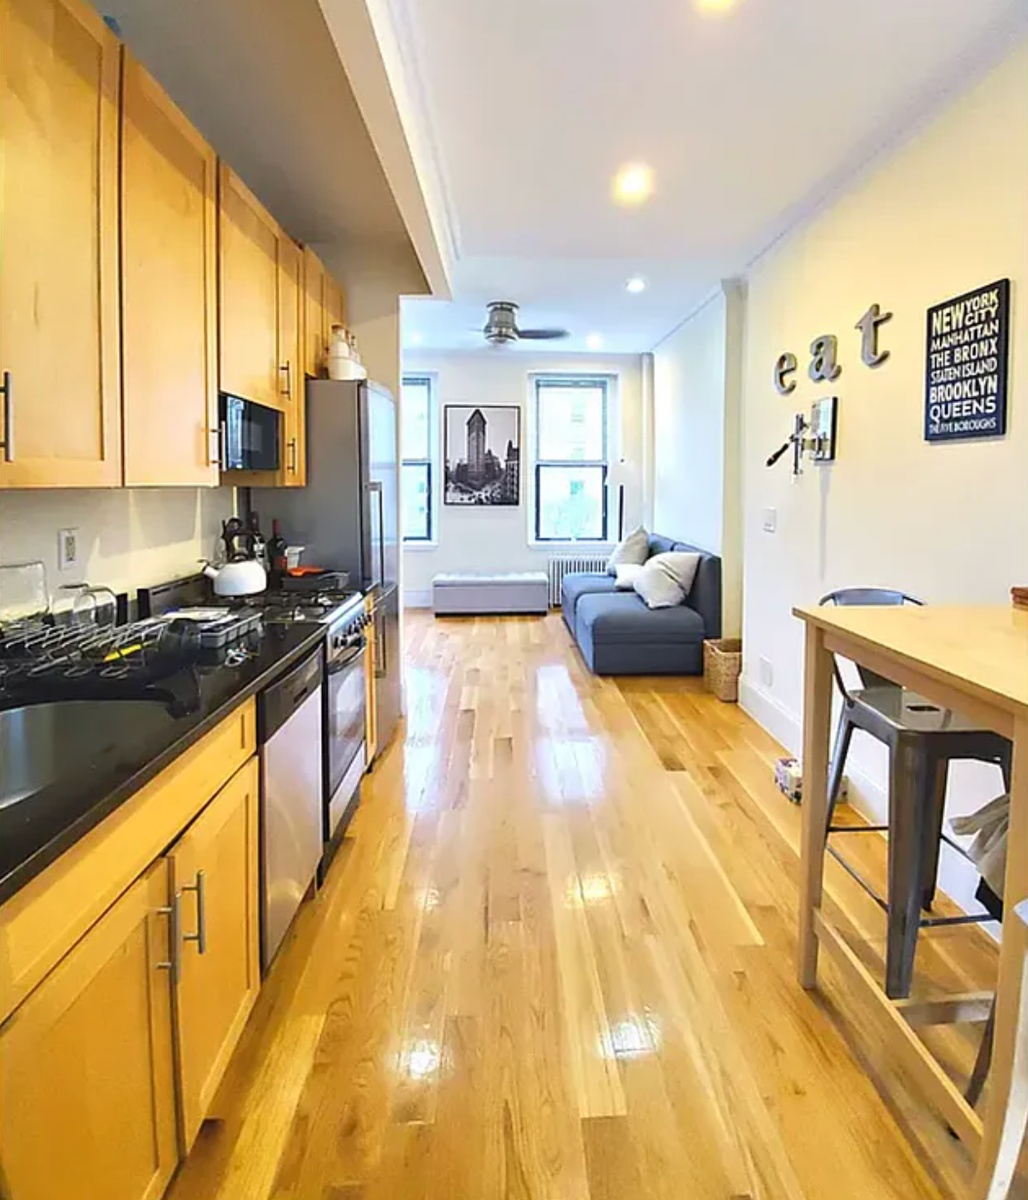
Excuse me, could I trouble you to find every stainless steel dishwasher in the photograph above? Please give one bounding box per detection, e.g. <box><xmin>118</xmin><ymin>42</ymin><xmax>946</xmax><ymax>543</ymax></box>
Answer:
<box><xmin>259</xmin><ymin>646</ymin><xmax>324</xmax><ymax>972</ymax></box>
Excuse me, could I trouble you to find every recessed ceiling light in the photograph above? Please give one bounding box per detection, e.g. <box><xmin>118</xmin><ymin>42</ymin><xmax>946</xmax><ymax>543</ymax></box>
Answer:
<box><xmin>626</xmin><ymin>276</ymin><xmax>646</xmax><ymax>294</ymax></box>
<box><xmin>695</xmin><ymin>0</ymin><xmax>738</xmax><ymax>15</ymax></box>
<box><xmin>612</xmin><ymin>163</ymin><xmax>654</xmax><ymax>206</ymax></box>
<box><xmin>585</xmin><ymin>333</ymin><xmax>604</xmax><ymax>351</ymax></box>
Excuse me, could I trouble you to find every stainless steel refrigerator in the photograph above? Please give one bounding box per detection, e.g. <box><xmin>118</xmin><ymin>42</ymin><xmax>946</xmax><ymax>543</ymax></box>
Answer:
<box><xmin>252</xmin><ymin>379</ymin><xmax>402</xmax><ymax>754</ymax></box>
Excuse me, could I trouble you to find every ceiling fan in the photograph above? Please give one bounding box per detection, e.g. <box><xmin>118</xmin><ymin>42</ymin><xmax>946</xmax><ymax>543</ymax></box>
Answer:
<box><xmin>481</xmin><ymin>301</ymin><xmax>568</xmax><ymax>345</ymax></box>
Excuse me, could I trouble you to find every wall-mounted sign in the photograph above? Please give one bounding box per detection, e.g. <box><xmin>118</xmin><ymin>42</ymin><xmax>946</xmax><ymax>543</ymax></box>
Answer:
<box><xmin>921</xmin><ymin>278</ymin><xmax>1012</xmax><ymax>444</ymax></box>
<box><xmin>773</xmin><ymin>302</ymin><xmax>892</xmax><ymax>395</ymax></box>
<box><xmin>925</xmin><ymin>279</ymin><xmax>1010</xmax><ymax>442</ymax></box>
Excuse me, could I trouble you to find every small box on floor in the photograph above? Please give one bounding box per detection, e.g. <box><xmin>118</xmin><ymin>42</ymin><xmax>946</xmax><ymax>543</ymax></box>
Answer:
<box><xmin>775</xmin><ymin>757</ymin><xmax>803</xmax><ymax>804</ymax></box>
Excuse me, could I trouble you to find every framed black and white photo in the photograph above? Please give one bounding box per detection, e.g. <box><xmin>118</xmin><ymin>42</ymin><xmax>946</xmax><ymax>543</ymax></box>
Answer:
<box><xmin>443</xmin><ymin>405</ymin><xmax>521</xmax><ymax>506</ymax></box>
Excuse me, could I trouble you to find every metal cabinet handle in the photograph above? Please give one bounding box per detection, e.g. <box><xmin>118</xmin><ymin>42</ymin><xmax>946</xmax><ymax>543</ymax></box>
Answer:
<box><xmin>156</xmin><ymin>894</ymin><xmax>182</xmax><ymax>983</ymax></box>
<box><xmin>287</xmin><ymin>437</ymin><xmax>298</xmax><ymax>474</ymax></box>
<box><xmin>0</xmin><ymin>371</ymin><xmax>13</xmax><ymax>462</ymax></box>
<box><xmin>181</xmin><ymin>870</ymin><xmax>207</xmax><ymax>955</ymax></box>
<box><xmin>279</xmin><ymin>360</ymin><xmax>291</xmax><ymax>398</ymax></box>
<box><xmin>208</xmin><ymin>425</ymin><xmax>225</xmax><ymax>469</ymax></box>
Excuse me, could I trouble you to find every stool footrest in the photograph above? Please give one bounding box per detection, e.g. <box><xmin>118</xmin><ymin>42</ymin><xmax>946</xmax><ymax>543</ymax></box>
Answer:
<box><xmin>826</xmin><ymin>843</ymin><xmax>996</xmax><ymax>929</ymax></box>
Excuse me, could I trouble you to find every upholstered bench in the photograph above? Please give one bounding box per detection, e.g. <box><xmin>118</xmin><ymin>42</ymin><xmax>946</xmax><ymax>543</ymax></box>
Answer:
<box><xmin>432</xmin><ymin>572</ymin><xmax>549</xmax><ymax>616</ymax></box>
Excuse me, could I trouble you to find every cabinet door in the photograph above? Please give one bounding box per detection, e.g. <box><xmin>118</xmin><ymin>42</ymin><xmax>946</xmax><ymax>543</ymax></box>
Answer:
<box><xmin>0</xmin><ymin>0</ymin><xmax>121</xmax><ymax>487</ymax></box>
<box><xmin>121</xmin><ymin>54</ymin><xmax>218</xmax><ymax>486</ymax></box>
<box><xmin>219</xmin><ymin>165</ymin><xmax>281</xmax><ymax>409</ymax></box>
<box><xmin>323</xmin><ymin>273</ymin><xmax>346</xmax><ymax>336</ymax></box>
<box><xmin>0</xmin><ymin>860</ymin><xmax>178</xmax><ymax>1200</ymax></box>
<box><xmin>278</xmin><ymin>237</ymin><xmax>306</xmax><ymax>486</ymax></box>
<box><xmin>168</xmin><ymin>758</ymin><xmax>260</xmax><ymax>1150</ymax></box>
<box><xmin>302</xmin><ymin>247</ymin><xmax>326</xmax><ymax>378</ymax></box>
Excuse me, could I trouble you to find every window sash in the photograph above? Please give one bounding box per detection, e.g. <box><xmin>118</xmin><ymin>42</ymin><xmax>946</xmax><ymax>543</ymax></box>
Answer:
<box><xmin>401</xmin><ymin>460</ymin><xmax>432</xmax><ymax>542</ymax></box>
<box><xmin>533</xmin><ymin>376</ymin><xmax>610</xmax><ymax>541</ymax></box>
<box><xmin>534</xmin><ymin>463</ymin><xmax>609</xmax><ymax>542</ymax></box>
<box><xmin>402</xmin><ymin>375</ymin><xmax>434</xmax><ymax>542</ymax></box>
<box><xmin>401</xmin><ymin>375</ymin><xmax>432</xmax><ymax>462</ymax></box>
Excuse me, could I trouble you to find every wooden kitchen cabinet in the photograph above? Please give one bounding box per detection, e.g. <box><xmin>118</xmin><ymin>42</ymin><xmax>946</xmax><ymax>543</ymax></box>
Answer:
<box><xmin>0</xmin><ymin>0</ymin><xmax>122</xmax><ymax>488</ymax></box>
<box><xmin>277</xmin><ymin>237</ymin><xmax>306</xmax><ymax>486</ymax></box>
<box><xmin>0</xmin><ymin>859</ymin><xmax>179</xmax><ymax>1200</ymax></box>
<box><xmin>323</xmin><ymin>272</ymin><xmax>346</xmax><ymax>336</ymax></box>
<box><xmin>167</xmin><ymin>758</ymin><xmax>260</xmax><ymax>1151</ymax></box>
<box><xmin>121</xmin><ymin>53</ymin><xmax>218</xmax><ymax>486</ymax></box>
<box><xmin>219</xmin><ymin>164</ymin><xmax>282</xmax><ymax>410</ymax></box>
<box><xmin>302</xmin><ymin>246</ymin><xmax>327</xmax><ymax>377</ymax></box>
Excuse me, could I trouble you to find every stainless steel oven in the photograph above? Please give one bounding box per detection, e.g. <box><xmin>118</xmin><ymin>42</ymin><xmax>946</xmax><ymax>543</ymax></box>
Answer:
<box><xmin>324</xmin><ymin>614</ymin><xmax>367</xmax><ymax>848</ymax></box>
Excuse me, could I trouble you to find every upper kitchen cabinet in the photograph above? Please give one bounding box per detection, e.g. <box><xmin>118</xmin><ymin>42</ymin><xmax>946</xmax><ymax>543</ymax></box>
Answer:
<box><xmin>301</xmin><ymin>248</ymin><xmax>347</xmax><ymax>380</ymax></box>
<box><xmin>0</xmin><ymin>0</ymin><xmax>122</xmax><ymax>488</ymax></box>
<box><xmin>278</xmin><ymin>237</ymin><xmax>306</xmax><ymax>486</ymax></box>
<box><xmin>323</xmin><ymin>273</ymin><xmax>346</xmax><ymax>338</ymax></box>
<box><xmin>302</xmin><ymin>247</ymin><xmax>327</xmax><ymax>378</ymax></box>
<box><xmin>121</xmin><ymin>53</ymin><xmax>218</xmax><ymax>486</ymax></box>
<box><xmin>219</xmin><ymin>165</ymin><xmax>283</xmax><ymax>411</ymax></box>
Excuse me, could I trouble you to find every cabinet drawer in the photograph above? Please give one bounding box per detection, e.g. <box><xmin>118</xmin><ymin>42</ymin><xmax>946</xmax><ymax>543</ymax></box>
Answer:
<box><xmin>0</xmin><ymin>699</ymin><xmax>255</xmax><ymax>1023</ymax></box>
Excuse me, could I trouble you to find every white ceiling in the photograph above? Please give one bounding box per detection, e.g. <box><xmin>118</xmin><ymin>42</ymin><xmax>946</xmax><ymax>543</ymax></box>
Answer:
<box><xmin>388</xmin><ymin>0</ymin><xmax>1027</xmax><ymax>354</ymax></box>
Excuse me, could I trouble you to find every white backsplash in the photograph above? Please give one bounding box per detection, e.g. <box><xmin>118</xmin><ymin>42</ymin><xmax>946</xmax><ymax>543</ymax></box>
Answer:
<box><xmin>0</xmin><ymin>488</ymin><xmax>235</xmax><ymax>608</ymax></box>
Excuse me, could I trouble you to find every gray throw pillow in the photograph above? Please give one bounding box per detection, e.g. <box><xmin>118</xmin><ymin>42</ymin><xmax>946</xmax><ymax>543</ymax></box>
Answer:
<box><xmin>606</xmin><ymin>526</ymin><xmax>649</xmax><ymax>575</ymax></box>
<box><xmin>633</xmin><ymin>551</ymin><xmax>701</xmax><ymax>609</ymax></box>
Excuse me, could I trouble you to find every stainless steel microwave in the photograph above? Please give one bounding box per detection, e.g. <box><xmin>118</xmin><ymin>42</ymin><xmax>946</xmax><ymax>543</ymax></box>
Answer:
<box><xmin>219</xmin><ymin>394</ymin><xmax>280</xmax><ymax>472</ymax></box>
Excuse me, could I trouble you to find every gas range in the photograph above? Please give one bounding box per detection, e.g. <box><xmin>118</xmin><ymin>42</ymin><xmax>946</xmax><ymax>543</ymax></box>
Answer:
<box><xmin>254</xmin><ymin>588</ymin><xmax>365</xmax><ymax>631</ymax></box>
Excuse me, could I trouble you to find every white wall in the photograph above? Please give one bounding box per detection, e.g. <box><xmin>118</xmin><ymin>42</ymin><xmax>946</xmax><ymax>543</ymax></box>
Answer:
<box><xmin>739</xmin><ymin>40</ymin><xmax>1028</xmax><ymax>912</ymax></box>
<box><xmin>0</xmin><ymin>488</ymin><xmax>235</xmax><ymax>605</ymax></box>
<box><xmin>652</xmin><ymin>280</ymin><xmax>745</xmax><ymax>635</ymax></box>
<box><xmin>400</xmin><ymin>350</ymin><xmax>646</xmax><ymax>604</ymax></box>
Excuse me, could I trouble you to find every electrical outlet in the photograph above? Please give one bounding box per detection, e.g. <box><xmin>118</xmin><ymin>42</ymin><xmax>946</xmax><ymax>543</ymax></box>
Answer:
<box><xmin>762</xmin><ymin>507</ymin><xmax>777</xmax><ymax>533</ymax></box>
<box><xmin>759</xmin><ymin>656</ymin><xmax>773</xmax><ymax>688</ymax></box>
<box><xmin>57</xmin><ymin>527</ymin><xmax>79</xmax><ymax>571</ymax></box>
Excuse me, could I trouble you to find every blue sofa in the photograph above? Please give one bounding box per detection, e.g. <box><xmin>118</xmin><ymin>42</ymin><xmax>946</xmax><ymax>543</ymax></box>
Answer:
<box><xmin>561</xmin><ymin>535</ymin><xmax>722</xmax><ymax>675</ymax></box>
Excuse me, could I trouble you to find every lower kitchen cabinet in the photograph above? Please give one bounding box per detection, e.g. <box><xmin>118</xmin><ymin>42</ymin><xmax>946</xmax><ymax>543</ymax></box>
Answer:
<box><xmin>0</xmin><ymin>859</ymin><xmax>179</xmax><ymax>1200</ymax></box>
<box><xmin>168</xmin><ymin>757</ymin><xmax>260</xmax><ymax>1150</ymax></box>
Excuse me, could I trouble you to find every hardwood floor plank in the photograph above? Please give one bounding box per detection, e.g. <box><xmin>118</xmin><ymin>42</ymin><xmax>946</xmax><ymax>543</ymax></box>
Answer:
<box><xmin>166</xmin><ymin>612</ymin><xmax>1020</xmax><ymax>1200</ymax></box>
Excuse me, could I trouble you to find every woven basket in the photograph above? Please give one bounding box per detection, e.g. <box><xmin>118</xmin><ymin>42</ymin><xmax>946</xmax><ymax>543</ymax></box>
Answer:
<box><xmin>703</xmin><ymin>638</ymin><xmax>743</xmax><ymax>703</ymax></box>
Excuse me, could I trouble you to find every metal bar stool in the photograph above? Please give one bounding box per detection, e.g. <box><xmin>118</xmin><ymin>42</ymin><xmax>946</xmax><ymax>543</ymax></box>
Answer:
<box><xmin>820</xmin><ymin>588</ymin><xmax>1012</xmax><ymax>998</ymax></box>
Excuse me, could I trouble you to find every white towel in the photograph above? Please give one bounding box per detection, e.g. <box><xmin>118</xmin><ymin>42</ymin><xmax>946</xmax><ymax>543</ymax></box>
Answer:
<box><xmin>951</xmin><ymin>793</ymin><xmax>1009</xmax><ymax>898</ymax></box>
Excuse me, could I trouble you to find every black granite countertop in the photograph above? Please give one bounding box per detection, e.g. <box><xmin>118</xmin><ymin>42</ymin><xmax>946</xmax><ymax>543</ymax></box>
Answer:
<box><xmin>0</xmin><ymin>622</ymin><xmax>326</xmax><ymax>905</ymax></box>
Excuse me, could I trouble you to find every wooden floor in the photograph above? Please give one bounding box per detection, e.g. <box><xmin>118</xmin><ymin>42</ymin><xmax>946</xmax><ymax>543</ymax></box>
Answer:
<box><xmin>168</xmin><ymin>611</ymin><xmax>1023</xmax><ymax>1200</ymax></box>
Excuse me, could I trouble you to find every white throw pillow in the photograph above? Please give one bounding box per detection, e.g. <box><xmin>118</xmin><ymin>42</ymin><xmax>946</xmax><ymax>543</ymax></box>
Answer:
<box><xmin>614</xmin><ymin>563</ymin><xmax>644</xmax><ymax>591</ymax></box>
<box><xmin>632</xmin><ymin>551</ymin><xmax>701</xmax><ymax>609</ymax></box>
<box><xmin>606</xmin><ymin>526</ymin><xmax>649</xmax><ymax>575</ymax></box>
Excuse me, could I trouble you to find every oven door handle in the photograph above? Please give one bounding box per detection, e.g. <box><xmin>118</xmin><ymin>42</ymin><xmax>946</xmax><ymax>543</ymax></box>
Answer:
<box><xmin>328</xmin><ymin>641</ymin><xmax>366</xmax><ymax>674</ymax></box>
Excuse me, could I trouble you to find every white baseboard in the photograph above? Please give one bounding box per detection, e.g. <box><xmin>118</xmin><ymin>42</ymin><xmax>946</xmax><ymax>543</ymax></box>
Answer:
<box><xmin>403</xmin><ymin>589</ymin><xmax>432</xmax><ymax>609</ymax></box>
<box><xmin>739</xmin><ymin>675</ymin><xmax>886</xmax><ymax>824</ymax></box>
<box><xmin>738</xmin><ymin>675</ymin><xmax>801</xmax><ymax>757</ymax></box>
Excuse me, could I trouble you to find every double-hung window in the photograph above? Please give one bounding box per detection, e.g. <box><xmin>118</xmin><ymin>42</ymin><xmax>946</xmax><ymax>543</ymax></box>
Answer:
<box><xmin>401</xmin><ymin>375</ymin><xmax>433</xmax><ymax>542</ymax></box>
<box><xmin>533</xmin><ymin>375</ymin><xmax>610</xmax><ymax>541</ymax></box>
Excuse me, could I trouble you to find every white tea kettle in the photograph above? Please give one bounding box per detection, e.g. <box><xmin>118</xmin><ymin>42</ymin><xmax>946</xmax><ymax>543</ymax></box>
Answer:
<box><xmin>201</xmin><ymin>558</ymin><xmax>267</xmax><ymax>597</ymax></box>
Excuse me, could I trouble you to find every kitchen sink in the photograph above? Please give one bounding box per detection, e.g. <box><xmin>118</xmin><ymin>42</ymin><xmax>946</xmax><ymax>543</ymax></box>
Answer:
<box><xmin>0</xmin><ymin>700</ymin><xmax>164</xmax><ymax>810</ymax></box>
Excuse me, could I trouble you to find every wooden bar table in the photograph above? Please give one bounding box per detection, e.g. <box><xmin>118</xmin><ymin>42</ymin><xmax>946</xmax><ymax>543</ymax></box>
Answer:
<box><xmin>794</xmin><ymin>604</ymin><xmax>1028</xmax><ymax>1198</ymax></box>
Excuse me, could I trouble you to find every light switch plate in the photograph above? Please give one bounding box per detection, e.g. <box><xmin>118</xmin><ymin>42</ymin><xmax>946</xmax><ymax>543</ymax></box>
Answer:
<box><xmin>762</xmin><ymin>508</ymin><xmax>777</xmax><ymax>533</ymax></box>
<box><xmin>57</xmin><ymin>527</ymin><xmax>79</xmax><ymax>571</ymax></box>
